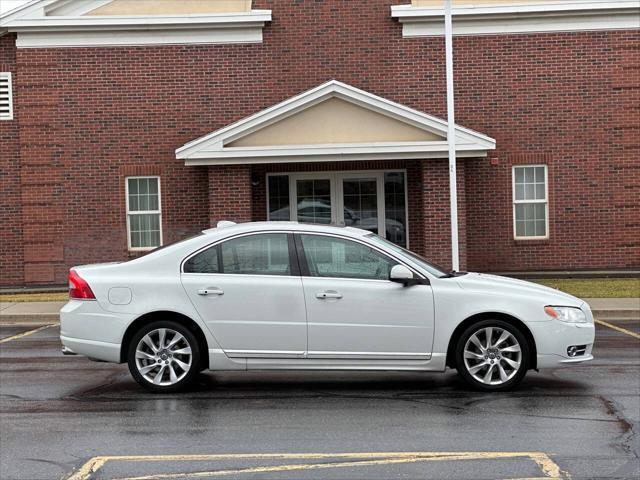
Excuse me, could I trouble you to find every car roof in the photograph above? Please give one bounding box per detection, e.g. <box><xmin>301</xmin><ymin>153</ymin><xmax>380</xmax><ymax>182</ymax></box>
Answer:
<box><xmin>202</xmin><ymin>221</ymin><xmax>370</xmax><ymax>238</ymax></box>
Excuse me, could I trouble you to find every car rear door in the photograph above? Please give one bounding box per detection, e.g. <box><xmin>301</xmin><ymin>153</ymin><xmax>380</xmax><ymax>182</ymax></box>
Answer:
<box><xmin>181</xmin><ymin>232</ymin><xmax>307</xmax><ymax>359</ymax></box>
<box><xmin>296</xmin><ymin>233</ymin><xmax>435</xmax><ymax>360</ymax></box>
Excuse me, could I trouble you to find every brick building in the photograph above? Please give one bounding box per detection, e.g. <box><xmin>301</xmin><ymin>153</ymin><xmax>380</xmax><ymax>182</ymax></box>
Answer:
<box><xmin>0</xmin><ymin>0</ymin><xmax>638</xmax><ymax>287</ymax></box>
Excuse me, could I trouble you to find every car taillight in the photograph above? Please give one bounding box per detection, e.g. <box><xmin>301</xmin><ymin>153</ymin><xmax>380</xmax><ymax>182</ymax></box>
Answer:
<box><xmin>68</xmin><ymin>270</ymin><xmax>96</xmax><ymax>300</ymax></box>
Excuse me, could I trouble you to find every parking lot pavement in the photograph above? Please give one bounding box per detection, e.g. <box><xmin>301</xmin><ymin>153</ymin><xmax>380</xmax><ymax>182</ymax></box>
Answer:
<box><xmin>0</xmin><ymin>320</ymin><xmax>638</xmax><ymax>480</ymax></box>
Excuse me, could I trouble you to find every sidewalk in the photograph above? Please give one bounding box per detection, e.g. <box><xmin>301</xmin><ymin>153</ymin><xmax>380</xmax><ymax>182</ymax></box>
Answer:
<box><xmin>0</xmin><ymin>298</ymin><xmax>637</xmax><ymax>325</ymax></box>
<box><xmin>0</xmin><ymin>301</ymin><xmax>66</xmax><ymax>324</ymax></box>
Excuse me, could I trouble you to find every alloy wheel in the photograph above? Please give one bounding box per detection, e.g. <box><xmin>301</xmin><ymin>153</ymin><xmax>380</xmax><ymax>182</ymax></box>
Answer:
<box><xmin>463</xmin><ymin>326</ymin><xmax>522</xmax><ymax>386</ymax></box>
<box><xmin>134</xmin><ymin>328</ymin><xmax>193</xmax><ymax>386</ymax></box>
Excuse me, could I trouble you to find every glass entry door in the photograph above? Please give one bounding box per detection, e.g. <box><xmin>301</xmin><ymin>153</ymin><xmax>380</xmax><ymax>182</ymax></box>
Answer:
<box><xmin>339</xmin><ymin>175</ymin><xmax>383</xmax><ymax>236</ymax></box>
<box><xmin>293</xmin><ymin>176</ymin><xmax>334</xmax><ymax>224</ymax></box>
<box><xmin>268</xmin><ymin>171</ymin><xmax>407</xmax><ymax>247</ymax></box>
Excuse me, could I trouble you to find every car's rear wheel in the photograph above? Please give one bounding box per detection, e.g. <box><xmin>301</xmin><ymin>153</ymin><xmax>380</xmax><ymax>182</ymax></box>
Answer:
<box><xmin>455</xmin><ymin>319</ymin><xmax>529</xmax><ymax>391</ymax></box>
<box><xmin>127</xmin><ymin>320</ymin><xmax>200</xmax><ymax>393</ymax></box>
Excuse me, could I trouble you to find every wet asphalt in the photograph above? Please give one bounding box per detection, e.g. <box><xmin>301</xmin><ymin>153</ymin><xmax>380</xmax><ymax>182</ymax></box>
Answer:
<box><xmin>0</xmin><ymin>319</ymin><xmax>638</xmax><ymax>480</ymax></box>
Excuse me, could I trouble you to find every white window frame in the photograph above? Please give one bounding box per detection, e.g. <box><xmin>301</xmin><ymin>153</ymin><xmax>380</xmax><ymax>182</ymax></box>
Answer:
<box><xmin>266</xmin><ymin>170</ymin><xmax>410</xmax><ymax>247</ymax></box>
<box><xmin>125</xmin><ymin>176</ymin><xmax>163</xmax><ymax>251</ymax></box>
<box><xmin>0</xmin><ymin>72</ymin><xmax>14</xmax><ymax>121</ymax></box>
<box><xmin>512</xmin><ymin>165</ymin><xmax>549</xmax><ymax>240</ymax></box>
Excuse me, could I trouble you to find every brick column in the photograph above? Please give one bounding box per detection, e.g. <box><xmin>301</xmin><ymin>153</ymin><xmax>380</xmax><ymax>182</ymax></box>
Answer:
<box><xmin>420</xmin><ymin>159</ymin><xmax>467</xmax><ymax>271</ymax></box>
<box><xmin>17</xmin><ymin>49</ymin><xmax>65</xmax><ymax>284</ymax></box>
<box><xmin>207</xmin><ymin>165</ymin><xmax>253</xmax><ymax>226</ymax></box>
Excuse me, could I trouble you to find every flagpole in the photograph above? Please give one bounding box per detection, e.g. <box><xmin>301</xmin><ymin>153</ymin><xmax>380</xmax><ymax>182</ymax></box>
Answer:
<box><xmin>444</xmin><ymin>0</ymin><xmax>460</xmax><ymax>271</ymax></box>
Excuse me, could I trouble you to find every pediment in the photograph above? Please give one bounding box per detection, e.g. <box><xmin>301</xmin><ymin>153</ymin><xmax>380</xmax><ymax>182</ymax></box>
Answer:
<box><xmin>84</xmin><ymin>0</ymin><xmax>251</xmax><ymax>16</ymax></box>
<box><xmin>177</xmin><ymin>80</ymin><xmax>496</xmax><ymax>165</ymax></box>
<box><xmin>228</xmin><ymin>97</ymin><xmax>444</xmax><ymax>148</ymax></box>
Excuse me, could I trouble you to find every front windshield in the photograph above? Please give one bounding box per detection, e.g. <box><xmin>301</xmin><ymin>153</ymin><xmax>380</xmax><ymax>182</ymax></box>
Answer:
<box><xmin>365</xmin><ymin>234</ymin><xmax>447</xmax><ymax>277</ymax></box>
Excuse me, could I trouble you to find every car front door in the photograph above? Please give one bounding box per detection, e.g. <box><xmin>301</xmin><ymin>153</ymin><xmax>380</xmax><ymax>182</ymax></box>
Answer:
<box><xmin>297</xmin><ymin>233</ymin><xmax>435</xmax><ymax>360</ymax></box>
<box><xmin>181</xmin><ymin>232</ymin><xmax>307</xmax><ymax>358</ymax></box>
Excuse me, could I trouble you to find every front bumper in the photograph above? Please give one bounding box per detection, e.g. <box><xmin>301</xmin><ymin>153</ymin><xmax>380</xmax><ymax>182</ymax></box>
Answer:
<box><xmin>529</xmin><ymin>316</ymin><xmax>595</xmax><ymax>368</ymax></box>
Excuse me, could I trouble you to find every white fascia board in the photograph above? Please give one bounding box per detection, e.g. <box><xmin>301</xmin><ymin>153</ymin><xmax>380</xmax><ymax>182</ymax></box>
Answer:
<box><xmin>176</xmin><ymin>80</ymin><xmax>496</xmax><ymax>160</ymax></box>
<box><xmin>7</xmin><ymin>10</ymin><xmax>272</xmax><ymax>29</ymax></box>
<box><xmin>392</xmin><ymin>1</ymin><xmax>639</xmax><ymax>18</ymax></box>
<box><xmin>391</xmin><ymin>1</ymin><xmax>640</xmax><ymax>36</ymax></box>
<box><xmin>182</xmin><ymin>141</ymin><xmax>492</xmax><ymax>166</ymax></box>
<box><xmin>2</xmin><ymin>1</ymin><xmax>272</xmax><ymax>47</ymax></box>
<box><xmin>15</xmin><ymin>27</ymin><xmax>265</xmax><ymax>47</ymax></box>
<box><xmin>184</xmin><ymin>149</ymin><xmax>489</xmax><ymax>166</ymax></box>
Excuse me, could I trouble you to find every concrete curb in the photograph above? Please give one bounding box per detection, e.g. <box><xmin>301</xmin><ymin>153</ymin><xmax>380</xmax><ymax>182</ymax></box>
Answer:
<box><xmin>0</xmin><ymin>314</ymin><xmax>61</xmax><ymax>324</ymax></box>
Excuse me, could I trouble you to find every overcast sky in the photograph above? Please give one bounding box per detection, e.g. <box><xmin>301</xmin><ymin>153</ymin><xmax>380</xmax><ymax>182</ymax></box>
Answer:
<box><xmin>1</xmin><ymin>0</ymin><xmax>32</xmax><ymax>15</ymax></box>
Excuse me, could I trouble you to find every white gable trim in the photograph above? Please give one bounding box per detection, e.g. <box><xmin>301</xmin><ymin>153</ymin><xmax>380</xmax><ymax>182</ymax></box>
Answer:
<box><xmin>176</xmin><ymin>80</ymin><xmax>496</xmax><ymax>166</ymax></box>
<box><xmin>391</xmin><ymin>1</ymin><xmax>640</xmax><ymax>37</ymax></box>
<box><xmin>1</xmin><ymin>0</ymin><xmax>272</xmax><ymax>47</ymax></box>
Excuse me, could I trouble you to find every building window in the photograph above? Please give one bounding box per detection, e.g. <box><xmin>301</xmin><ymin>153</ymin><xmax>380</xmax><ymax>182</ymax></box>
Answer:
<box><xmin>126</xmin><ymin>177</ymin><xmax>162</xmax><ymax>250</ymax></box>
<box><xmin>0</xmin><ymin>72</ymin><xmax>13</xmax><ymax>120</ymax></box>
<box><xmin>513</xmin><ymin>165</ymin><xmax>548</xmax><ymax>239</ymax></box>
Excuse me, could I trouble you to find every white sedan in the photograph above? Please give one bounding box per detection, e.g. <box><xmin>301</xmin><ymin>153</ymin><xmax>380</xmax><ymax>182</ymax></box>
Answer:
<box><xmin>60</xmin><ymin>221</ymin><xmax>595</xmax><ymax>392</ymax></box>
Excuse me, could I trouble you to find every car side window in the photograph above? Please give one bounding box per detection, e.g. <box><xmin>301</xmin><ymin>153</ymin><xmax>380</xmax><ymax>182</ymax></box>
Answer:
<box><xmin>183</xmin><ymin>244</ymin><xmax>220</xmax><ymax>273</ymax></box>
<box><xmin>300</xmin><ymin>234</ymin><xmax>397</xmax><ymax>280</ymax></box>
<box><xmin>185</xmin><ymin>233</ymin><xmax>291</xmax><ymax>276</ymax></box>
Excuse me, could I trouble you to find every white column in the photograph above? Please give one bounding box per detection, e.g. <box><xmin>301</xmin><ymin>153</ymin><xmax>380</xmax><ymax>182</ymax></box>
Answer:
<box><xmin>444</xmin><ymin>0</ymin><xmax>460</xmax><ymax>271</ymax></box>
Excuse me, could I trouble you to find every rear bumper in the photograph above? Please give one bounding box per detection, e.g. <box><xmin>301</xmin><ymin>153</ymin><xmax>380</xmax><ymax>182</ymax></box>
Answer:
<box><xmin>60</xmin><ymin>299</ymin><xmax>131</xmax><ymax>363</ymax></box>
<box><xmin>60</xmin><ymin>335</ymin><xmax>120</xmax><ymax>363</ymax></box>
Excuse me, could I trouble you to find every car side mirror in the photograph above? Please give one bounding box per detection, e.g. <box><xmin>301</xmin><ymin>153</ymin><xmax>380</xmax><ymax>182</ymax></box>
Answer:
<box><xmin>389</xmin><ymin>265</ymin><xmax>429</xmax><ymax>286</ymax></box>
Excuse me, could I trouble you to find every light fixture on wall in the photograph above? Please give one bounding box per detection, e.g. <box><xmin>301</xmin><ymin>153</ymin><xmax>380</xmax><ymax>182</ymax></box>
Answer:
<box><xmin>251</xmin><ymin>173</ymin><xmax>261</xmax><ymax>187</ymax></box>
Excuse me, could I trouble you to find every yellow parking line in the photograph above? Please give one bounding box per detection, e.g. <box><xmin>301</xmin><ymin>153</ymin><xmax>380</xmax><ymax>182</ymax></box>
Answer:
<box><xmin>595</xmin><ymin>319</ymin><xmax>640</xmax><ymax>340</ymax></box>
<box><xmin>116</xmin><ymin>453</ymin><xmax>562</xmax><ymax>480</ymax></box>
<box><xmin>0</xmin><ymin>323</ymin><xmax>59</xmax><ymax>344</ymax></box>
<box><xmin>67</xmin><ymin>451</ymin><xmax>564</xmax><ymax>480</ymax></box>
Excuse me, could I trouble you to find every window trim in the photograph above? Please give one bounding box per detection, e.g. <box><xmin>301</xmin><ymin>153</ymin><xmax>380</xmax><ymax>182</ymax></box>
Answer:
<box><xmin>266</xmin><ymin>169</ymin><xmax>410</xmax><ymax>248</ymax></box>
<box><xmin>294</xmin><ymin>231</ymin><xmax>425</xmax><ymax>283</ymax></box>
<box><xmin>0</xmin><ymin>72</ymin><xmax>14</xmax><ymax>121</ymax></box>
<box><xmin>181</xmin><ymin>231</ymin><xmax>300</xmax><ymax>277</ymax></box>
<box><xmin>512</xmin><ymin>165</ymin><xmax>549</xmax><ymax>240</ymax></box>
<box><xmin>125</xmin><ymin>176</ymin><xmax>163</xmax><ymax>252</ymax></box>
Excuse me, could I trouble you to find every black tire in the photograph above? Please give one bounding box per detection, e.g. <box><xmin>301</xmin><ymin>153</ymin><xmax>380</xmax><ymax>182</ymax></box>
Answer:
<box><xmin>127</xmin><ymin>320</ymin><xmax>201</xmax><ymax>393</ymax></box>
<box><xmin>455</xmin><ymin>319</ymin><xmax>530</xmax><ymax>392</ymax></box>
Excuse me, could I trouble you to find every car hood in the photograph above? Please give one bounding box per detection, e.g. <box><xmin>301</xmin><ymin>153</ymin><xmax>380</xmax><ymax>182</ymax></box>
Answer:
<box><xmin>455</xmin><ymin>273</ymin><xmax>583</xmax><ymax>306</ymax></box>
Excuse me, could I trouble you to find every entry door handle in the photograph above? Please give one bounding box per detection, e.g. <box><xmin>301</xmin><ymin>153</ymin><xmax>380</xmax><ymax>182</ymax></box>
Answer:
<box><xmin>197</xmin><ymin>287</ymin><xmax>224</xmax><ymax>296</ymax></box>
<box><xmin>316</xmin><ymin>290</ymin><xmax>342</xmax><ymax>300</ymax></box>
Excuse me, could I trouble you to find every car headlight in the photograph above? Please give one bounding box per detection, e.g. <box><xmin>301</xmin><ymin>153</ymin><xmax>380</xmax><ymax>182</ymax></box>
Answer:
<box><xmin>544</xmin><ymin>306</ymin><xmax>587</xmax><ymax>323</ymax></box>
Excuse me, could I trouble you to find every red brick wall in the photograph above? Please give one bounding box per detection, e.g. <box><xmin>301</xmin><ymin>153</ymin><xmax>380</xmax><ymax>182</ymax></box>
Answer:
<box><xmin>457</xmin><ymin>32</ymin><xmax>640</xmax><ymax>272</ymax></box>
<box><xmin>1</xmin><ymin>1</ymin><xmax>638</xmax><ymax>285</ymax></box>
<box><xmin>0</xmin><ymin>34</ymin><xmax>23</xmax><ymax>285</ymax></box>
<box><xmin>209</xmin><ymin>165</ymin><xmax>253</xmax><ymax>225</ymax></box>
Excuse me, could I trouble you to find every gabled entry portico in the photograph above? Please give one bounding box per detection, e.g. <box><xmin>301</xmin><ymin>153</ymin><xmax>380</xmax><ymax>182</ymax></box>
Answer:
<box><xmin>177</xmin><ymin>81</ymin><xmax>495</xmax><ymax>268</ymax></box>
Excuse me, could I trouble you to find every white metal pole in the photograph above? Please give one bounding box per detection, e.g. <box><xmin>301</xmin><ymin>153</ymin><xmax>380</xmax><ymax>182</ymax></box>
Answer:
<box><xmin>444</xmin><ymin>0</ymin><xmax>460</xmax><ymax>271</ymax></box>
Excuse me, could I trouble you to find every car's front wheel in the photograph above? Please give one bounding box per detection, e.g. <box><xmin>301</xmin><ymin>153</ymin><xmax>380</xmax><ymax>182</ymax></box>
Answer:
<box><xmin>127</xmin><ymin>320</ymin><xmax>200</xmax><ymax>393</ymax></box>
<box><xmin>455</xmin><ymin>319</ymin><xmax>529</xmax><ymax>391</ymax></box>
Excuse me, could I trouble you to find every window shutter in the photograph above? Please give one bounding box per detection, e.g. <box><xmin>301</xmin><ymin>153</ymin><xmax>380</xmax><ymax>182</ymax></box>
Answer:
<box><xmin>0</xmin><ymin>73</ymin><xmax>14</xmax><ymax>120</ymax></box>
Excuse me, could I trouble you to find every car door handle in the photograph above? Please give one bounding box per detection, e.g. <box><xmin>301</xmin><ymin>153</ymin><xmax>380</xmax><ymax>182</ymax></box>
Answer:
<box><xmin>316</xmin><ymin>290</ymin><xmax>342</xmax><ymax>299</ymax></box>
<box><xmin>197</xmin><ymin>287</ymin><xmax>224</xmax><ymax>296</ymax></box>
